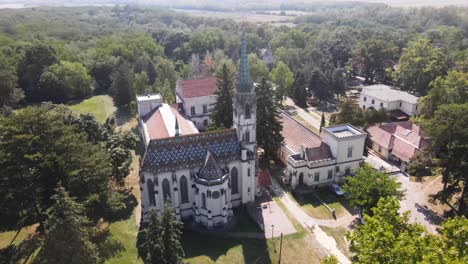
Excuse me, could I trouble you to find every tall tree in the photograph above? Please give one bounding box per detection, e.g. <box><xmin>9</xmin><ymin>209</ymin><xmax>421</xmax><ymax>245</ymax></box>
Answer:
<box><xmin>418</xmin><ymin>70</ymin><xmax>468</xmax><ymax>118</ymax></box>
<box><xmin>0</xmin><ymin>52</ymin><xmax>23</xmax><ymax>108</ymax></box>
<box><xmin>342</xmin><ymin>165</ymin><xmax>404</xmax><ymax>215</ymax></box>
<box><xmin>319</xmin><ymin>112</ymin><xmax>326</xmax><ymax>133</ymax></box>
<box><xmin>256</xmin><ymin>77</ymin><xmax>284</xmax><ymax>158</ymax></box>
<box><xmin>290</xmin><ymin>71</ymin><xmax>307</xmax><ymax>108</ymax></box>
<box><xmin>140</xmin><ymin>210</ymin><xmax>165</xmax><ymax>264</ymax></box>
<box><xmin>269</xmin><ymin>61</ymin><xmax>293</xmax><ymax>103</ymax></box>
<box><xmin>161</xmin><ymin>202</ymin><xmax>184</xmax><ymax>264</ymax></box>
<box><xmin>111</xmin><ymin>64</ymin><xmax>134</xmax><ymax>106</ymax></box>
<box><xmin>37</xmin><ymin>185</ymin><xmax>99</xmax><ymax>264</ymax></box>
<box><xmin>39</xmin><ymin>61</ymin><xmax>94</xmax><ymax>103</ymax></box>
<box><xmin>17</xmin><ymin>42</ymin><xmax>58</xmax><ymax>102</ymax></box>
<box><xmin>211</xmin><ymin>64</ymin><xmax>233</xmax><ymax>128</ymax></box>
<box><xmin>392</xmin><ymin>38</ymin><xmax>445</xmax><ymax>95</ymax></box>
<box><xmin>348</xmin><ymin>39</ymin><xmax>397</xmax><ymax>84</ymax></box>
<box><xmin>309</xmin><ymin>69</ymin><xmax>330</xmax><ymax>102</ymax></box>
<box><xmin>248</xmin><ymin>53</ymin><xmax>269</xmax><ymax>83</ymax></box>
<box><xmin>140</xmin><ymin>202</ymin><xmax>184</xmax><ymax>264</ymax></box>
<box><xmin>418</xmin><ymin>104</ymin><xmax>468</xmax><ymax>215</ymax></box>
<box><xmin>332</xmin><ymin>97</ymin><xmax>365</xmax><ymax>126</ymax></box>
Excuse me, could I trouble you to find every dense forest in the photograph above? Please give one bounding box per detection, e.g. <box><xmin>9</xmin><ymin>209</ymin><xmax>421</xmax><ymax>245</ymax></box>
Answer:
<box><xmin>1</xmin><ymin>4</ymin><xmax>467</xmax><ymax>111</ymax></box>
<box><xmin>0</xmin><ymin>3</ymin><xmax>467</xmax><ymax>263</ymax></box>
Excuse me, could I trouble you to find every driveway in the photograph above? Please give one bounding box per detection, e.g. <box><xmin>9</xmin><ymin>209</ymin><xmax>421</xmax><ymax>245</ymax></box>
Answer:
<box><xmin>366</xmin><ymin>153</ymin><xmax>443</xmax><ymax>234</ymax></box>
<box><xmin>395</xmin><ymin>173</ymin><xmax>444</xmax><ymax>234</ymax></box>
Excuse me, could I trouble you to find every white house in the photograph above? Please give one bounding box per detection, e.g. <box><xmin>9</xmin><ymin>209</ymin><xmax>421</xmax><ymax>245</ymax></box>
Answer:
<box><xmin>176</xmin><ymin>76</ymin><xmax>218</xmax><ymax>131</ymax></box>
<box><xmin>359</xmin><ymin>85</ymin><xmax>419</xmax><ymax>119</ymax></box>
<box><xmin>138</xmin><ymin>33</ymin><xmax>257</xmax><ymax>228</ymax></box>
<box><xmin>278</xmin><ymin>113</ymin><xmax>367</xmax><ymax>189</ymax></box>
<box><xmin>258</xmin><ymin>48</ymin><xmax>274</xmax><ymax>68</ymax></box>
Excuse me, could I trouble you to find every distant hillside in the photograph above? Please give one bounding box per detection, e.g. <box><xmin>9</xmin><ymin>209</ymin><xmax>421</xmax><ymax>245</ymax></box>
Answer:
<box><xmin>1</xmin><ymin>0</ymin><xmax>467</xmax><ymax>9</ymax></box>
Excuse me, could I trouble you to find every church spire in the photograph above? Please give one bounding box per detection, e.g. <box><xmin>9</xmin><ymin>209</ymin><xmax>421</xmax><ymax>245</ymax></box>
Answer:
<box><xmin>237</xmin><ymin>32</ymin><xmax>251</xmax><ymax>93</ymax></box>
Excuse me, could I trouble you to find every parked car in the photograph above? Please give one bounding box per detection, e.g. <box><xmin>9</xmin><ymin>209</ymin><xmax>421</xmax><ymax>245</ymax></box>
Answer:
<box><xmin>329</xmin><ymin>183</ymin><xmax>344</xmax><ymax>196</ymax></box>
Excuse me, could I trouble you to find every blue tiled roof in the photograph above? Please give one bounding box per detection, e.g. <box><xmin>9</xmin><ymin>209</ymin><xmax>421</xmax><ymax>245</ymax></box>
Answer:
<box><xmin>142</xmin><ymin>129</ymin><xmax>240</xmax><ymax>173</ymax></box>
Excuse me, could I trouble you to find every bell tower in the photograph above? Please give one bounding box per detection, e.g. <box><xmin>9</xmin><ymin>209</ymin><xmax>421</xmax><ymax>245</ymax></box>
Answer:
<box><xmin>233</xmin><ymin>32</ymin><xmax>257</xmax><ymax>203</ymax></box>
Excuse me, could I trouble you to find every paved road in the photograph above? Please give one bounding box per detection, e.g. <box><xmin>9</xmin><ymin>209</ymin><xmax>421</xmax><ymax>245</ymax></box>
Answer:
<box><xmin>284</xmin><ymin>97</ymin><xmax>322</xmax><ymax>132</ymax></box>
<box><xmin>366</xmin><ymin>153</ymin><xmax>442</xmax><ymax>234</ymax></box>
<box><xmin>270</xmin><ymin>179</ymin><xmax>352</xmax><ymax>264</ymax></box>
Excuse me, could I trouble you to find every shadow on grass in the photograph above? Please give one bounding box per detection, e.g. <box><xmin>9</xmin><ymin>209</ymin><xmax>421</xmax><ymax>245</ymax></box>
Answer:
<box><xmin>183</xmin><ymin>231</ymin><xmax>271</xmax><ymax>263</ymax></box>
<box><xmin>95</xmin><ymin>228</ymin><xmax>125</xmax><ymax>261</ymax></box>
<box><xmin>116</xmin><ymin>105</ymin><xmax>133</xmax><ymax>126</ymax></box>
<box><xmin>106</xmin><ymin>191</ymin><xmax>138</xmax><ymax>222</ymax></box>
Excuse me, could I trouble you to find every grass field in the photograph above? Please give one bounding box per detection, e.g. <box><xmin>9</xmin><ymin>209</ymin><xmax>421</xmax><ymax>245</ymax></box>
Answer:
<box><xmin>184</xmin><ymin>199</ymin><xmax>321</xmax><ymax>264</ymax></box>
<box><xmin>293</xmin><ymin>189</ymin><xmax>352</xmax><ymax>220</ymax></box>
<box><xmin>104</xmin><ymin>210</ymin><xmax>143</xmax><ymax>264</ymax></box>
<box><xmin>68</xmin><ymin>95</ymin><xmax>116</xmax><ymax>123</ymax></box>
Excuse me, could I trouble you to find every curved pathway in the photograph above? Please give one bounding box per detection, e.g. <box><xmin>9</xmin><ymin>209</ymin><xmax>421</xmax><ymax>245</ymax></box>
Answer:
<box><xmin>270</xmin><ymin>179</ymin><xmax>352</xmax><ymax>264</ymax></box>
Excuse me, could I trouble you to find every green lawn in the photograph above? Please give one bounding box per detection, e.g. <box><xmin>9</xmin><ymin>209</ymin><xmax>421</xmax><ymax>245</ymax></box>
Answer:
<box><xmin>68</xmin><ymin>95</ymin><xmax>116</xmax><ymax>123</ymax></box>
<box><xmin>293</xmin><ymin>189</ymin><xmax>352</xmax><ymax>220</ymax></box>
<box><xmin>104</xmin><ymin>210</ymin><xmax>143</xmax><ymax>264</ymax></box>
<box><xmin>184</xmin><ymin>201</ymin><xmax>321</xmax><ymax>264</ymax></box>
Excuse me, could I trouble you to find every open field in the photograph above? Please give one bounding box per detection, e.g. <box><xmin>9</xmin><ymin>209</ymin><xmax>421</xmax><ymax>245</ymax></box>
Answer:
<box><xmin>174</xmin><ymin>9</ymin><xmax>296</xmax><ymax>26</ymax></box>
<box><xmin>68</xmin><ymin>95</ymin><xmax>116</xmax><ymax>123</ymax></box>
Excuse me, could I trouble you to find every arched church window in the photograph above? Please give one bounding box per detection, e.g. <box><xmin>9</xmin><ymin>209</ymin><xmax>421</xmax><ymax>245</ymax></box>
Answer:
<box><xmin>202</xmin><ymin>193</ymin><xmax>207</xmax><ymax>209</ymax></box>
<box><xmin>245</xmin><ymin>103</ymin><xmax>251</xmax><ymax>119</ymax></box>
<box><xmin>162</xmin><ymin>178</ymin><xmax>171</xmax><ymax>203</ymax></box>
<box><xmin>231</xmin><ymin>167</ymin><xmax>239</xmax><ymax>194</ymax></box>
<box><xmin>245</xmin><ymin>131</ymin><xmax>250</xmax><ymax>143</ymax></box>
<box><xmin>180</xmin><ymin>176</ymin><xmax>189</xmax><ymax>204</ymax></box>
<box><xmin>147</xmin><ymin>178</ymin><xmax>156</xmax><ymax>206</ymax></box>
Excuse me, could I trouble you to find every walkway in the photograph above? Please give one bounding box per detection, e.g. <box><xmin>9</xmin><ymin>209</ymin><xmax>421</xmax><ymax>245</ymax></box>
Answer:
<box><xmin>269</xmin><ymin>179</ymin><xmax>352</xmax><ymax>264</ymax></box>
<box><xmin>284</xmin><ymin>97</ymin><xmax>321</xmax><ymax>132</ymax></box>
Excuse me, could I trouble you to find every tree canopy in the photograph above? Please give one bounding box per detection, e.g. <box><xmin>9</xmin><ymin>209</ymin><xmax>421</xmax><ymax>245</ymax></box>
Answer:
<box><xmin>348</xmin><ymin>197</ymin><xmax>468</xmax><ymax>264</ymax></box>
<box><xmin>342</xmin><ymin>165</ymin><xmax>404</xmax><ymax>215</ymax></box>
<box><xmin>36</xmin><ymin>185</ymin><xmax>99</xmax><ymax>264</ymax></box>
<box><xmin>418</xmin><ymin>103</ymin><xmax>468</xmax><ymax>215</ymax></box>
<box><xmin>392</xmin><ymin>39</ymin><xmax>445</xmax><ymax>95</ymax></box>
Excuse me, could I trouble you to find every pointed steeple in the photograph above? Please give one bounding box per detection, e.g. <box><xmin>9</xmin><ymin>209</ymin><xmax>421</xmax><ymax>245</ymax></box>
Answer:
<box><xmin>237</xmin><ymin>32</ymin><xmax>251</xmax><ymax>93</ymax></box>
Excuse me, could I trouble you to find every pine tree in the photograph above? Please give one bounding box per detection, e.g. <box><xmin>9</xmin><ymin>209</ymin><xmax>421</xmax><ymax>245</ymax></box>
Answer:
<box><xmin>161</xmin><ymin>202</ymin><xmax>184</xmax><ymax>264</ymax></box>
<box><xmin>141</xmin><ymin>202</ymin><xmax>184</xmax><ymax>264</ymax></box>
<box><xmin>320</xmin><ymin>112</ymin><xmax>326</xmax><ymax>133</ymax></box>
<box><xmin>211</xmin><ymin>63</ymin><xmax>233</xmax><ymax>128</ymax></box>
<box><xmin>309</xmin><ymin>69</ymin><xmax>330</xmax><ymax>102</ymax></box>
<box><xmin>256</xmin><ymin>77</ymin><xmax>284</xmax><ymax>158</ymax></box>
<box><xmin>142</xmin><ymin>210</ymin><xmax>166</xmax><ymax>264</ymax></box>
<box><xmin>291</xmin><ymin>71</ymin><xmax>307</xmax><ymax>108</ymax></box>
<box><xmin>37</xmin><ymin>185</ymin><xmax>99</xmax><ymax>264</ymax></box>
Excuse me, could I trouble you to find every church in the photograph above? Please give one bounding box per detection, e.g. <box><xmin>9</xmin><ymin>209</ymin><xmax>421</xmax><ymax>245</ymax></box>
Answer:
<box><xmin>137</xmin><ymin>33</ymin><xmax>257</xmax><ymax>228</ymax></box>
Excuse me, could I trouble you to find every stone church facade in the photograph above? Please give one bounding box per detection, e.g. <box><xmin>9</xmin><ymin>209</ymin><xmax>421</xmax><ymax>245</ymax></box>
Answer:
<box><xmin>138</xmin><ymin>33</ymin><xmax>257</xmax><ymax>228</ymax></box>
